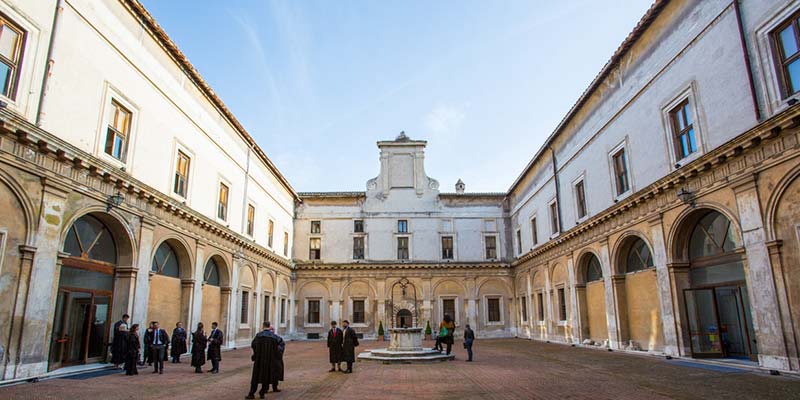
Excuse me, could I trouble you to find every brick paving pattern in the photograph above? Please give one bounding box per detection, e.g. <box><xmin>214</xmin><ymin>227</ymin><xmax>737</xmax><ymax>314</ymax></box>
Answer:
<box><xmin>2</xmin><ymin>339</ymin><xmax>799</xmax><ymax>400</ymax></box>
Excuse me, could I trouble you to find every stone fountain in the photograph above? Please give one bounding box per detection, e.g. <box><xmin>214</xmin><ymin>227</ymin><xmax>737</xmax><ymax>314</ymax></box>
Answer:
<box><xmin>357</xmin><ymin>327</ymin><xmax>455</xmax><ymax>364</ymax></box>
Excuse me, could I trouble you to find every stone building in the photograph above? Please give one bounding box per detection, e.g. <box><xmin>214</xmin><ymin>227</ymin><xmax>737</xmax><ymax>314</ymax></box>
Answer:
<box><xmin>0</xmin><ymin>0</ymin><xmax>800</xmax><ymax>385</ymax></box>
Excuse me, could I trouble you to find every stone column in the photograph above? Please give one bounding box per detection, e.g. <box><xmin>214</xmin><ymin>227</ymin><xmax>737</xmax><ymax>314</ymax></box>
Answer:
<box><xmin>525</xmin><ymin>270</ymin><xmax>533</xmax><ymax>338</ymax></box>
<box><xmin>330</xmin><ymin>278</ymin><xmax>341</xmax><ymax>324</ymax></box>
<box><xmin>466</xmin><ymin>278</ymin><xmax>477</xmax><ymax>330</ymax></box>
<box><xmin>180</xmin><ymin>279</ymin><xmax>195</xmax><ymax>330</ymax></box>
<box><xmin>255</xmin><ymin>268</ymin><xmax>263</xmax><ymax>328</ymax></box>
<box><xmin>421</xmin><ymin>278</ymin><xmax>432</xmax><ymax>329</ymax></box>
<box><xmin>732</xmin><ymin>175</ymin><xmax>790</xmax><ymax>370</ymax></box>
<box><xmin>667</xmin><ymin>262</ymin><xmax>691</xmax><ymax>355</ymax></box>
<box><xmin>189</xmin><ymin>241</ymin><xmax>206</xmax><ymax>336</ymax></box>
<box><xmin>599</xmin><ymin>240</ymin><xmax>620</xmax><ymax>349</ymax></box>
<box><xmin>766</xmin><ymin>240</ymin><xmax>799</xmax><ymax>370</ymax></box>
<box><xmin>113</xmin><ymin>266</ymin><xmax>138</xmax><ymax>321</ymax></box>
<box><xmin>132</xmin><ymin>217</ymin><xmax>156</xmax><ymax>326</ymax></box>
<box><xmin>544</xmin><ymin>265</ymin><xmax>554</xmax><ymax>337</ymax></box>
<box><xmin>376</xmin><ymin>279</ymin><xmax>386</xmax><ymax>335</ymax></box>
<box><xmin>273</xmin><ymin>276</ymin><xmax>282</xmax><ymax>330</ymax></box>
<box><xmin>567</xmin><ymin>255</ymin><xmax>579</xmax><ymax>344</ymax></box>
<box><xmin>219</xmin><ymin>286</ymin><xmax>232</xmax><ymax>347</ymax></box>
<box><xmin>3</xmin><ymin>245</ymin><xmax>36</xmax><ymax>380</ymax></box>
<box><xmin>648</xmin><ymin>215</ymin><xmax>679</xmax><ymax>356</ymax></box>
<box><xmin>610</xmin><ymin>275</ymin><xmax>628</xmax><ymax>348</ymax></box>
<box><xmin>289</xmin><ymin>275</ymin><xmax>297</xmax><ymax>336</ymax></box>
<box><xmin>226</xmin><ymin>254</ymin><xmax>243</xmax><ymax>347</ymax></box>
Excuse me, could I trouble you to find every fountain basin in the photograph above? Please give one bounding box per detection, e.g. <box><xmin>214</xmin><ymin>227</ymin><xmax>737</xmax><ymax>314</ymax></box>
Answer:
<box><xmin>358</xmin><ymin>327</ymin><xmax>455</xmax><ymax>364</ymax></box>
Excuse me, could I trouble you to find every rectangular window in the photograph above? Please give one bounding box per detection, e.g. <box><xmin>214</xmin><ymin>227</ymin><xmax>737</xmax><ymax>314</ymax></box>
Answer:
<box><xmin>397</xmin><ymin>236</ymin><xmax>409</xmax><ymax>260</ymax></box>
<box><xmin>217</xmin><ymin>183</ymin><xmax>229</xmax><ymax>221</ymax></box>
<box><xmin>246</xmin><ymin>204</ymin><xmax>255</xmax><ymax>236</ymax></box>
<box><xmin>307</xmin><ymin>299</ymin><xmax>320</xmax><ymax>324</ymax></box>
<box><xmin>537</xmin><ymin>292</ymin><xmax>544</xmax><ymax>322</ymax></box>
<box><xmin>612</xmin><ymin>148</ymin><xmax>630</xmax><ymax>195</ymax></box>
<box><xmin>558</xmin><ymin>288</ymin><xmax>567</xmax><ymax>321</ymax></box>
<box><xmin>240</xmin><ymin>290</ymin><xmax>249</xmax><ymax>324</ymax></box>
<box><xmin>575</xmin><ymin>180</ymin><xmax>587</xmax><ymax>219</ymax></box>
<box><xmin>516</xmin><ymin>229</ymin><xmax>522</xmax><ymax>255</ymax></box>
<box><xmin>397</xmin><ymin>220</ymin><xmax>408</xmax><ymax>233</ymax></box>
<box><xmin>485</xmin><ymin>236</ymin><xmax>497</xmax><ymax>259</ymax></box>
<box><xmin>283</xmin><ymin>232</ymin><xmax>289</xmax><ymax>256</ymax></box>
<box><xmin>173</xmin><ymin>150</ymin><xmax>190</xmax><ymax>197</ymax></box>
<box><xmin>310</xmin><ymin>220</ymin><xmax>321</xmax><ymax>234</ymax></box>
<box><xmin>263</xmin><ymin>295</ymin><xmax>270</xmax><ymax>323</ymax></box>
<box><xmin>353</xmin><ymin>300</ymin><xmax>365</xmax><ymax>324</ymax></box>
<box><xmin>670</xmin><ymin>100</ymin><xmax>697</xmax><ymax>160</ymax></box>
<box><xmin>354</xmin><ymin>220</ymin><xmax>364</xmax><ymax>233</ymax></box>
<box><xmin>267</xmin><ymin>220</ymin><xmax>274</xmax><ymax>248</ymax></box>
<box><xmin>353</xmin><ymin>237</ymin><xmax>365</xmax><ymax>259</ymax></box>
<box><xmin>441</xmin><ymin>236</ymin><xmax>454</xmax><ymax>259</ymax></box>
<box><xmin>104</xmin><ymin>100</ymin><xmax>132</xmax><ymax>161</ymax></box>
<box><xmin>280</xmin><ymin>298</ymin><xmax>286</xmax><ymax>324</ymax></box>
<box><xmin>531</xmin><ymin>217</ymin><xmax>538</xmax><ymax>245</ymax></box>
<box><xmin>443</xmin><ymin>298</ymin><xmax>456</xmax><ymax>320</ymax></box>
<box><xmin>0</xmin><ymin>17</ymin><xmax>24</xmax><ymax>99</ymax></box>
<box><xmin>549</xmin><ymin>201</ymin><xmax>559</xmax><ymax>234</ymax></box>
<box><xmin>521</xmin><ymin>297</ymin><xmax>528</xmax><ymax>322</ymax></box>
<box><xmin>487</xmin><ymin>298</ymin><xmax>501</xmax><ymax>323</ymax></box>
<box><xmin>774</xmin><ymin>15</ymin><xmax>800</xmax><ymax>96</ymax></box>
<box><xmin>309</xmin><ymin>238</ymin><xmax>321</xmax><ymax>260</ymax></box>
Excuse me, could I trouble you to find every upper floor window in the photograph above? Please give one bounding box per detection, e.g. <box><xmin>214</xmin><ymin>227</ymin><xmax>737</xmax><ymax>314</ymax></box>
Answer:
<box><xmin>173</xmin><ymin>150</ymin><xmax>190</xmax><ymax>198</ymax></box>
<box><xmin>354</xmin><ymin>220</ymin><xmax>364</xmax><ymax>233</ymax></box>
<box><xmin>353</xmin><ymin>236</ymin><xmax>365</xmax><ymax>260</ymax></box>
<box><xmin>612</xmin><ymin>148</ymin><xmax>630</xmax><ymax>196</ymax></box>
<box><xmin>549</xmin><ymin>201</ymin><xmax>559</xmax><ymax>235</ymax></box>
<box><xmin>309</xmin><ymin>237</ymin><xmax>321</xmax><ymax>260</ymax></box>
<box><xmin>774</xmin><ymin>14</ymin><xmax>800</xmax><ymax>97</ymax></box>
<box><xmin>397</xmin><ymin>236</ymin><xmax>409</xmax><ymax>260</ymax></box>
<box><xmin>397</xmin><ymin>220</ymin><xmax>408</xmax><ymax>233</ymax></box>
<box><xmin>531</xmin><ymin>217</ymin><xmax>538</xmax><ymax>245</ymax></box>
<box><xmin>105</xmin><ymin>100</ymin><xmax>132</xmax><ymax>161</ymax></box>
<box><xmin>310</xmin><ymin>220</ymin><xmax>321</xmax><ymax>234</ymax></box>
<box><xmin>283</xmin><ymin>232</ymin><xmax>289</xmax><ymax>256</ymax></box>
<box><xmin>441</xmin><ymin>236</ymin><xmax>454</xmax><ymax>259</ymax></box>
<box><xmin>246</xmin><ymin>204</ymin><xmax>255</xmax><ymax>236</ymax></box>
<box><xmin>217</xmin><ymin>182</ymin><xmax>229</xmax><ymax>221</ymax></box>
<box><xmin>516</xmin><ymin>229</ymin><xmax>522</xmax><ymax>255</ymax></box>
<box><xmin>575</xmin><ymin>180</ymin><xmax>587</xmax><ymax>219</ymax></box>
<box><xmin>485</xmin><ymin>235</ymin><xmax>497</xmax><ymax>260</ymax></box>
<box><xmin>0</xmin><ymin>17</ymin><xmax>24</xmax><ymax>99</ymax></box>
<box><xmin>267</xmin><ymin>220</ymin><xmax>274</xmax><ymax>248</ymax></box>
<box><xmin>670</xmin><ymin>100</ymin><xmax>697</xmax><ymax>160</ymax></box>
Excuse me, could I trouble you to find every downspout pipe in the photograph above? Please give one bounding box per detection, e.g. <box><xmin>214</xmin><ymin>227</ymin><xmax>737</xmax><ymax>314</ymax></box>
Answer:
<box><xmin>550</xmin><ymin>146</ymin><xmax>563</xmax><ymax>234</ymax></box>
<box><xmin>36</xmin><ymin>0</ymin><xmax>65</xmax><ymax>127</ymax></box>
<box><xmin>733</xmin><ymin>0</ymin><xmax>761</xmax><ymax>122</ymax></box>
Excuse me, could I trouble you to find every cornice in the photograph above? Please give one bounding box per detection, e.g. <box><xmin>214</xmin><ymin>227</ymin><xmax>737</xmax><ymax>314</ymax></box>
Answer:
<box><xmin>294</xmin><ymin>261</ymin><xmax>511</xmax><ymax>272</ymax></box>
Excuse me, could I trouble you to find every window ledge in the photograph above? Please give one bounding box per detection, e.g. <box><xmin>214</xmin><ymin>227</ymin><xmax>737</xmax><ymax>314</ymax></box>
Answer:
<box><xmin>485</xmin><ymin>321</ymin><xmax>504</xmax><ymax>326</ymax></box>
<box><xmin>304</xmin><ymin>323</ymin><xmax>323</xmax><ymax>328</ymax></box>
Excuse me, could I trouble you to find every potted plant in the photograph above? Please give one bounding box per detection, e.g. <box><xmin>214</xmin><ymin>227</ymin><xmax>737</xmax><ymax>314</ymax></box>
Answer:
<box><xmin>425</xmin><ymin>320</ymin><xmax>432</xmax><ymax>340</ymax></box>
<box><xmin>377</xmin><ymin>320</ymin><xmax>385</xmax><ymax>341</ymax></box>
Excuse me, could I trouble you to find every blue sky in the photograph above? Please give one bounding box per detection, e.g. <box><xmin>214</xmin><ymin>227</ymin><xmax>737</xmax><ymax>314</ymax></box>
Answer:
<box><xmin>141</xmin><ymin>0</ymin><xmax>653</xmax><ymax>193</ymax></box>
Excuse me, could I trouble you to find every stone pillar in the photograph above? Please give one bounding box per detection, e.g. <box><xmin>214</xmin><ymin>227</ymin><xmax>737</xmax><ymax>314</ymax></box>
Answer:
<box><xmin>648</xmin><ymin>215</ymin><xmax>679</xmax><ymax>356</ymax></box>
<box><xmin>132</xmin><ymin>217</ymin><xmax>156</xmax><ymax>326</ymax></box>
<box><xmin>219</xmin><ymin>286</ymin><xmax>232</xmax><ymax>347</ymax></box>
<box><xmin>567</xmin><ymin>256</ymin><xmax>579</xmax><ymax>344</ymax></box>
<box><xmin>376</xmin><ymin>280</ymin><xmax>386</xmax><ymax>335</ymax></box>
<box><xmin>466</xmin><ymin>278</ymin><xmax>477</xmax><ymax>329</ymax></box>
<box><xmin>289</xmin><ymin>276</ymin><xmax>297</xmax><ymax>336</ymax></box>
<box><xmin>732</xmin><ymin>175</ymin><xmax>790</xmax><ymax>370</ymax></box>
<box><xmin>273</xmin><ymin>276</ymin><xmax>282</xmax><ymax>330</ymax></box>
<box><xmin>544</xmin><ymin>265</ymin><xmax>554</xmax><ymax>337</ymax></box>
<box><xmin>189</xmin><ymin>241</ymin><xmax>206</xmax><ymax>335</ymax></box>
<box><xmin>421</xmin><ymin>278</ymin><xmax>432</xmax><ymax>328</ymax></box>
<box><xmin>13</xmin><ymin>179</ymin><xmax>69</xmax><ymax>379</ymax></box>
<box><xmin>3</xmin><ymin>245</ymin><xmax>36</xmax><ymax>380</ymax></box>
<box><xmin>667</xmin><ymin>262</ymin><xmax>691</xmax><ymax>355</ymax></box>
<box><xmin>180</xmin><ymin>279</ymin><xmax>195</xmax><ymax>330</ymax></box>
<box><xmin>255</xmin><ymin>268</ymin><xmax>263</xmax><ymax>328</ymax></box>
<box><xmin>113</xmin><ymin>266</ymin><xmax>138</xmax><ymax>321</ymax></box>
<box><xmin>766</xmin><ymin>240</ymin><xmax>799</xmax><ymax>370</ymax></box>
<box><xmin>525</xmin><ymin>270</ymin><xmax>533</xmax><ymax>338</ymax></box>
<box><xmin>599</xmin><ymin>240</ymin><xmax>620</xmax><ymax>349</ymax></box>
<box><xmin>330</xmin><ymin>278</ymin><xmax>341</xmax><ymax>324</ymax></box>
<box><xmin>610</xmin><ymin>275</ymin><xmax>628</xmax><ymax>348</ymax></box>
<box><xmin>226</xmin><ymin>254</ymin><xmax>242</xmax><ymax>347</ymax></box>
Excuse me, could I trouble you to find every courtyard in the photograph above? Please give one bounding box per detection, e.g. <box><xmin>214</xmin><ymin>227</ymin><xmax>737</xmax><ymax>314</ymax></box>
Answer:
<box><xmin>1</xmin><ymin>339</ymin><xmax>798</xmax><ymax>400</ymax></box>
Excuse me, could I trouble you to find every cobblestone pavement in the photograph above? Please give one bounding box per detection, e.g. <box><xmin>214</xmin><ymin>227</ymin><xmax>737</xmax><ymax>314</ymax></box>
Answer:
<box><xmin>2</xmin><ymin>339</ymin><xmax>800</xmax><ymax>400</ymax></box>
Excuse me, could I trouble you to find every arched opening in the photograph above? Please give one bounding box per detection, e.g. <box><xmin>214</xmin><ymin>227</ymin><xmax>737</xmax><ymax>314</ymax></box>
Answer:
<box><xmin>681</xmin><ymin>210</ymin><xmax>755</xmax><ymax>360</ymax></box>
<box><xmin>397</xmin><ymin>309</ymin><xmax>412</xmax><ymax>328</ymax></box>
<box><xmin>614</xmin><ymin>234</ymin><xmax>663</xmax><ymax>351</ymax></box>
<box><xmin>147</xmin><ymin>239</ymin><xmax>192</xmax><ymax>336</ymax></box>
<box><xmin>577</xmin><ymin>252</ymin><xmax>606</xmax><ymax>344</ymax></box>
<box><xmin>50</xmin><ymin>213</ymin><xmax>129</xmax><ymax>369</ymax></box>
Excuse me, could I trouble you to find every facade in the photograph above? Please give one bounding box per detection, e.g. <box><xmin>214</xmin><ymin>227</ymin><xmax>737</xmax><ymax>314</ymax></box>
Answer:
<box><xmin>0</xmin><ymin>0</ymin><xmax>800</xmax><ymax>385</ymax></box>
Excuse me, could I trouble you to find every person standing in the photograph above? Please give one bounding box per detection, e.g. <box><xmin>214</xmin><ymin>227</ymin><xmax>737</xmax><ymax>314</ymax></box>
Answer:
<box><xmin>263</xmin><ymin>323</ymin><xmax>285</xmax><ymax>392</ymax></box>
<box><xmin>246</xmin><ymin>321</ymin><xmax>281</xmax><ymax>399</ymax></box>
<box><xmin>111</xmin><ymin>314</ymin><xmax>129</xmax><ymax>368</ymax></box>
<box><xmin>327</xmin><ymin>321</ymin><xmax>343</xmax><ymax>372</ymax></box>
<box><xmin>435</xmin><ymin>314</ymin><xmax>456</xmax><ymax>355</ymax></box>
<box><xmin>340</xmin><ymin>320</ymin><xmax>359</xmax><ymax>374</ymax></box>
<box><xmin>142</xmin><ymin>321</ymin><xmax>155</xmax><ymax>366</ymax></box>
<box><xmin>171</xmin><ymin>322</ymin><xmax>187</xmax><ymax>363</ymax></box>
<box><xmin>150</xmin><ymin>321</ymin><xmax>169</xmax><ymax>374</ymax></box>
<box><xmin>191</xmin><ymin>322</ymin><xmax>207</xmax><ymax>373</ymax></box>
<box><xmin>463</xmin><ymin>324</ymin><xmax>475</xmax><ymax>362</ymax></box>
<box><xmin>207</xmin><ymin>321</ymin><xmax>224</xmax><ymax>373</ymax></box>
<box><xmin>124</xmin><ymin>324</ymin><xmax>140</xmax><ymax>376</ymax></box>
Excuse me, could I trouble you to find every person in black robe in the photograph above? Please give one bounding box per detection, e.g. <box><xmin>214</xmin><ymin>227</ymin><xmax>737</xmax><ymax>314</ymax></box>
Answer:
<box><xmin>341</xmin><ymin>320</ymin><xmax>359</xmax><ymax>373</ymax></box>
<box><xmin>263</xmin><ymin>324</ymin><xmax>285</xmax><ymax>392</ymax></box>
<box><xmin>170</xmin><ymin>322</ymin><xmax>187</xmax><ymax>363</ymax></box>
<box><xmin>191</xmin><ymin>322</ymin><xmax>207</xmax><ymax>373</ymax></box>
<box><xmin>326</xmin><ymin>320</ymin><xmax>343</xmax><ymax>372</ymax></box>
<box><xmin>110</xmin><ymin>313</ymin><xmax>129</xmax><ymax>368</ymax></box>
<box><xmin>207</xmin><ymin>321</ymin><xmax>224</xmax><ymax>373</ymax></box>
<box><xmin>246</xmin><ymin>321</ymin><xmax>282</xmax><ymax>399</ymax></box>
<box><xmin>124</xmin><ymin>324</ymin><xmax>140</xmax><ymax>376</ymax></box>
<box><xmin>142</xmin><ymin>321</ymin><xmax>155</xmax><ymax>366</ymax></box>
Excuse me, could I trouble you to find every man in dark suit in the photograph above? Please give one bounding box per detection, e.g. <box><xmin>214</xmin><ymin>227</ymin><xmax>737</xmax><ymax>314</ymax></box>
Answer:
<box><xmin>207</xmin><ymin>321</ymin><xmax>224</xmax><ymax>373</ymax></box>
<box><xmin>327</xmin><ymin>321</ymin><xmax>343</xmax><ymax>372</ymax></box>
<box><xmin>341</xmin><ymin>320</ymin><xmax>359</xmax><ymax>374</ymax></box>
<box><xmin>150</xmin><ymin>321</ymin><xmax>169</xmax><ymax>374</ymax></box>
<box><xmin>464</xmin><ymin>324</ymin><xmax>475</xmax><ymax>362</ymax></box>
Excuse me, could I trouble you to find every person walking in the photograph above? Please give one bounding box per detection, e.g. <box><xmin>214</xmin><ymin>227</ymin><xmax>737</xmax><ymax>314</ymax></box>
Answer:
<box><xmin>150</xmin><ymin>321</ymin><xmax>169</xmax><ymax>374</ymax></box>
<box><xmin>463</xmin><ymin>324</ymin><xmax>475</xmax><ymax>362</ymax></box>
<box><xmin>246</xmin><ymin>321</ymin><xmax>282</xmax><ymax>399</ymax></box>
<box><xmin>124</xmin><ymin>324</ymin><xmax>140</xmax><ymax>376</ymax></box>
<box><xmin>207</xmin><ymin>321</ymin><xmax>224</xmax><ymax>373</ymax></box>
<box><xmin>263</xmin><ymin>323</ymin><xmax>285</xmax><ymax>393</ymax></box>
<box><xmin>110</xmin><ymin>313</ymin><xmax>129</xmax><ymax>368</ymax></box>
<box><xmin>171</xmin><ymin>322</ymin><xmax>187</xmax><ymax>363</ymax></box>
<box><xmin>434</xmin><ymin>314</ymin><xmax>456</xmax><ymax>355</ymax></box>
<box><xmin>326</xmin><ymin>320</ymin><xmax>343</xmax><ymax>372</ymax></box>
<box><xmin>340</xmin><ymin>320</ymin><xmax>359</xmax><ymax>374</ymax></box>
<box><xmin>191</xmin><ymin>322</ymin><xmax>207</xmax><ymax>373</ymax></box>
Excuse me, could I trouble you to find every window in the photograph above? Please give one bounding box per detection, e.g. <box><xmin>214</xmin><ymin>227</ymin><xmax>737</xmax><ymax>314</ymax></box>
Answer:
<box><xmin>104</xmin><ymin>100</ymin><xmax>132</xmax><ymax>161</ymax></box>
<box><xmin>353</xmin><ymin>299</ymin><xmax>365</xmax><ymax>324</ymax></box>
<box><xmin>774</xmin><ymin>15</ymin><xmax>800</xmax><ymax>96</ymax></box>
<box><xmin>307</xmin><ymin>299</ymin><xmax>320</xmax><ymax>324</ymax></box>
<box><xmin>575</xmin><ymin>180</ymin><xmax>587</xmax><ymax>219</ymax></box>
<box><xmin>309</xmin><ymin>238</ymin><xmax>321</xmax><ymax>260</ymax></box>
<box><xmin>246</xmin><ymin>204</ymin><xmax>255</xmax><ymax>236</ymax></box>
<box><xmin>353</xmin><ymin>237</ymin><xmax>365</xmax><ymax>259</ymax></box>
<box><xmin>442</xmin><ymin>298</ymin><xmax>456</xmax><ymax>321</ymax></box>
<box><xmin>280</xmin><ymin>298</ymin><xmax>286</xmax><ymax>324</ymax></box>
<box><xmin>310</xmin><ymin>220</ymin><xmax>321</xmax><ymax>234</ymax></box>
<box><xmin>217</xmin><ymin>183</ymin><xmax>229</xmax><ymax>221</ymax></box>
<box><xmin>267</xmin><ymin>220</ymin><xmax>274</xmax><ymax>248</ymax></box>
<box><xmin>612</xmin><ymin>148</ymin><xmax>630</xmax><ymax>195</ymax></box>
<box><xmin>0</xmin><ymin>17</ymin><xmax>24</xmax><ymax>98</ymax></box>
<box><xmin>537</xmin><ymin>292</ymin><xmax>544</xmax><ymax>322</ymax></box>
<box><xmin>240</xmin><ymin>290</ymin><xmax>249</xmax><ymax>324</ymax></box>
<box><xmin>558</xmin><ymin>288</ymin><xmax>567</xmax><ymax>321</ymax></box>
<box><xmin>173</xmin><ymin>150</ymin><xmax>190</xmax><ymax>197</ymax></box>
<box><xmin>397</xmin><ymin>236</ymin><xmax>409</xmax><ymax>260</ymax></box>
<box><xmin>397</xmin><ymin>220</ymin><xmax>408</xmax><ymax>233</ymax></box>
<box><xmin>283</xmin><ymin>232</ymin><xmax>289</xmax><ymax>256</ymax></box>
<box><xmin>626</xmin><ymin>238</ymin><xmax>654</xmax><ymax>273</ymax></box>
<box><xmin>485</xmin><ymin>236</ymin><xmax>497</xmax><ymax>259</ymax></box>
<box><xmin>487</xmin><ymin>298</ymin><xmax>501</xmax><ymax>323</ymax></box>
<box><xmin>521</xmin><ymin>297</ymin><xmax>528</xmax><ymax>322</ymax></box>
<box><xmin>354</xmin><ymin>220</ymin><xmax>364</xmax><ymax>233</ymax></box>
<box><xmin>584</xmin><ymin>254</ymin><xmax>603</xmax><ymax>283</ymax></box>
<box><xmin>549</xmin><ymin>201</ymin><xmax>559</xmax><ymax>234</ymax></box>
<box><xmin>670</xmin><ymin>100</ymin><xmax>697</xmax><ymax>160</ymax></box>
<box><xmin>151</xmin><ymin>242</ymin><xmax>179</xmax><ymax>278</ymax></box>
<box><xmin>203</xmin><ymin>258</ymin><xmax>220</xmax><ymax>286</ymax></box>
<box><xmin>531</xmin><ymin>217</ymin><xmax>538</xmax><ymax>245</ymax></box>
<box><xmin>516</xmin><ymin>229</ymin><xmax>522</xmax><ymax>255</ymax></box>
<box><xmin>263</xmin><ymin>295</ymin><xmax>270</xmax><ymax>323</ymax></box>
<box><xmin>441</xmin><ymin>236</ymin><xmax>454</xmax><ymax>259</ymax></box>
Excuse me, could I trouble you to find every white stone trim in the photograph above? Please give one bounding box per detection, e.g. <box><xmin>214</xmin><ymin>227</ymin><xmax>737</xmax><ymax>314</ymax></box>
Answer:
<box><xmin>439</xmin><ymin>232</ymin><xmax>458</xmax><ymax>261</ymax></box>
<box><xmin>660</xmin><ymin>82</ymin><xmax>705</xmax><ymax>168</ymax></box>
<box><xmin>607</xmin><ymin>138</ymin><xmax>634</xmax><ymax>202</ymax></box>
<box><xmin>572</xmin><ymin>172</ymin><xmax>589</xmax><ymax>223</ymax></box>
<box><xmin>167</xmin><ymin>138</ymin><xmax>195</xmax><ymax>204</ymax></box>
<box><xmin>753</xmin><ymin>1</ymin><xmax>800</xmax><ymax>116</ymax></box>
<box><xmin>95</xmin><ymin>83</ymin><xmax>140</xmax><ymax>169</ymax></box>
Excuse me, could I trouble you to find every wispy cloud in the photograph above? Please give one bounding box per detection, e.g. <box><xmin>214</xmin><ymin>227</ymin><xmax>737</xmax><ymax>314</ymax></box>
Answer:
<box><xmin>424</xmin><ymin>103</ymin><xmax>466</xmax><ymax>141</ymax></box>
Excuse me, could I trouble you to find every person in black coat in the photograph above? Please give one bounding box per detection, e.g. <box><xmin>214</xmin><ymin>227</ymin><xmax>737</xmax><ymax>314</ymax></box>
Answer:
<box><xmin>142</xmin><ymin>321</ymin><xmax>154</xmax><ymax>366</ymax></box>
<box><xmin>207</xmin><ymin>321</ymin><xmax>224</xmax><ymax>373</ymax></box>
<box><xmin>341</xmin><ymin>320</ymin><xmax>359</xmax><ymax>373</ymax></box>
<box><xmin>170</xmin><ymin>322</ymin><xmax>187</xmax><ymax>363</ymax></box>
<box><xmin>124</xmin><ymin>324</ymin><xmax>140</xmax><ymax>376</ymax></box>
<box><xmin>246</xmin><ymin>321</ymin><xmax>282</xmax><ymax>399</ymax></box>
<box><xmin>463</xmin><ymin>324</ymin><xmax>475</xmax><ymax>362</ymax></box>
<box><xmin>327</xmin><ymin>321</ymin><xmax>343</xmax><ymax>372</ymax></box>
<box><xmin>149</xmin><ymin>321</ymin><xmax>170</xmax><ymax>374</ymax></box>
<box><xmin>110</xmin><ymin>314</ymin><xmax>129</xmax><ymax>368</ymax></box>
<box><xmin>191</xmin><ymin>322</ymin><xmax>207</xmax><ymax>373</ymax></box>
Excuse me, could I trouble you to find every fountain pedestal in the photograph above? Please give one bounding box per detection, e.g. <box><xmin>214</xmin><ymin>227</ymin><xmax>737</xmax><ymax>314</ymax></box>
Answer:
<box><xmin>358</xmin><ymin>327</ymin><xmax>455</xmax><ymax>364</ymax></box>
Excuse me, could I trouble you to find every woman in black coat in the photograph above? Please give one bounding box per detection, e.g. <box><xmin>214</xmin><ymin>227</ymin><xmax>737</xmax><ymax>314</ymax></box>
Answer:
<box><xmin>191</xmin><ymin>322</ymin><xmax>207</xmax><ymax>373</ymax></box>
<box><xmin>124</xmin><ymin>324</ymin><xmax>141</xmax><ymax>376</ymax></box>
<box><xmin>171</xmin><ymin>322</ymin><xmax>188</xmax><ymax>363</ymax></box>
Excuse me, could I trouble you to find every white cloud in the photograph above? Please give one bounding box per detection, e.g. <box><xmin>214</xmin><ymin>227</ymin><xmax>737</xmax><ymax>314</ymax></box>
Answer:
<box><xmin>424</xmin><ymin>104</ymin><xmax>465</xmax><ymax>140</ymax></box>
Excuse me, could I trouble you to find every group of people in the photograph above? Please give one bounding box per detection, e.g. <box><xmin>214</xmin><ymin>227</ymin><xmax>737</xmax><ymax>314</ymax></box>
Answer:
<box><xmin>326</xmin><ymin>320</ymin><xmax>360</xmax><ymax>373</ymax></box>
<box><xmin>109</xmin><ymin>314</ymin><xmax>224</xmax><ymax>376</ymax></box>
<box><xmin>433</xmin><ymin>314</ymin><xmax>475</xmax><ymax>362</ymax></box>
